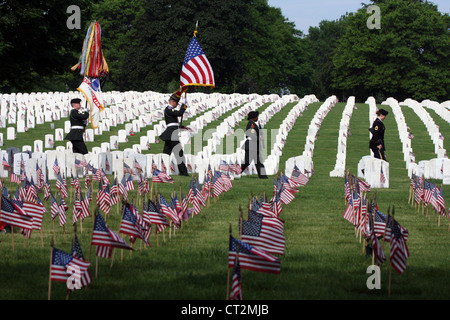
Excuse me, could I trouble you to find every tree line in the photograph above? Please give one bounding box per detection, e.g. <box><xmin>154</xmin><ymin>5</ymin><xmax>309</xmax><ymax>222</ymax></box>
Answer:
<box><xmin>0</xmin><ymin>0</ymin><xmax>448</xmax><ymax>102</ymax></box>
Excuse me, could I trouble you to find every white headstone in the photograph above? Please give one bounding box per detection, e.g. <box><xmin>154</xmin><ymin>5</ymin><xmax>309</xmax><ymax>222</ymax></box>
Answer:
<box><xmin>110</xmin><ymin>136</ymin><xmax>119</xmax><ymax>150</ymax></box>
<box><xmin>118</xmin><ymin>130</ymin><xmax>127</xmax><ymax>143</ymax></box>
<box><xmin>85</xmin><ymin>129</ymin><xmax>94</xmax><ymax>142</ymax></box>
<box><xmin>64</xmin><ymin>120</ymin><xmax>71</xmax><ymax>133</ymax></box>
<box><xmin>45</xmin><ymin>134</ymin><xmax>55</xmax><ymax>149</ymax></box>
<box><xmin>7</xmin><ymin>127</ymin><xmax>15</xmax><ymax>140</ymax></box>
<box><xmin>55</xmin><ymin>128</ymin><xmax>65</xmax><ymax>141</ymax></box>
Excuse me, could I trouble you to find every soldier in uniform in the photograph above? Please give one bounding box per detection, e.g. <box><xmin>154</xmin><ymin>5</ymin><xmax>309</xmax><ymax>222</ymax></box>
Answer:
<box><xmin>159</xmin><ymin>93</ymin><xmax>189</xmax><ymax>176</ymax></box>
<box><xmin>65</xmin><ymin>98</ymin><xmax>89</xmax><ymax>155</ymax></box>
<box><xmin>369</xmin><ymin>108</ymin><xmax>388</xmax><ymax>161</ymax></box>
<box><xmin>240</xmin><ymin>110</ymin><xmax>267</xmax><ymax>179</ymax></box>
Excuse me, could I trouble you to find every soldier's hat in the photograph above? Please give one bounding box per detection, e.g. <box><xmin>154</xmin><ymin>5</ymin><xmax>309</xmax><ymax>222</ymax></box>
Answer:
<box><xmin>247</xmin><ymin>111</ymin><xmax>259</xmax><ymax>120</ymax></box>
<box><xmin>70</xmin><ymin>98</ymin><xmax>82</xmax><ymax>104</ymax></box>
<box><xmin>378</xmin><ymin>109</ymin><xmax>388</xmax><ymax>116</ymax></box>
<box><xmin>169</xmin><ymin>93</ymin><xmax>180</xmax><ymax>103</ymax></box>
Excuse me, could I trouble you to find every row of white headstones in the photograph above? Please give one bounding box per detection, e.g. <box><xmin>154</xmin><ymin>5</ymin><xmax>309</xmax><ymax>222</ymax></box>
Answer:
<box><xmin>0</xmin><ymin>90</ymin><xmax>320</xmax><ymax>184</ymax></box>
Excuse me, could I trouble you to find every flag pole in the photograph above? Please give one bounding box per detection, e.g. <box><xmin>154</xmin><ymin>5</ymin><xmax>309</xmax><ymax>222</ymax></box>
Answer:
<box><xmin>388</xmin><ymin>206</ymin><xmax>395</xmax><ymax>298</ymax></box>
<box><xmin>226</xmin><ymin>223</ymin><xmax>232</xmax><ymax>300</ymax></box>
<box><xmin>48</xmin><ymin>240</ymin><xmax>54</xmax><ymax>300</ymax></box>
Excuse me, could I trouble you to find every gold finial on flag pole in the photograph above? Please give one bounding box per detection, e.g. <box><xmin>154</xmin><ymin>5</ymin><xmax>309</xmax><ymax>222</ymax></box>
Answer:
<box><xmin>194</xmin><ymin>21</ymin><xmax>198</xmax><ymax>37</ymax></box>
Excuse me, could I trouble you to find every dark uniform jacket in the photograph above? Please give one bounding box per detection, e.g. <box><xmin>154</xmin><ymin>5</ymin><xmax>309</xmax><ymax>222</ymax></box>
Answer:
<box><xmin>244</xmin><ymin>119</ymin><xmax>261</xmax><ymax>161</ymax></box>
<box><xmin>369</xmin><ymin>117</ymin><xmax>385</xmax><ymax>152</ymax></box>
<box><xmin>65</xmin><ymin>108</ymin><xmax>89</xmax><ymax>141</ymax></box>
<box><xmin>159</xmin><ymin>104</ymin><xmax>186</xmax><ymax>142</ymax></box>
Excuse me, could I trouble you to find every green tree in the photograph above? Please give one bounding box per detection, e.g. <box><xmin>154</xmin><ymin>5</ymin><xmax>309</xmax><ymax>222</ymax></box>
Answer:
<box><xmin>332</xmin><ymin>0</ymin><xmax>450</xmax><ymax>102</ymax></box>
<box><xmin>0</xmin><ymin>0</ymin><xmax>94</xmax><ymax>93</ymax></box>
<box><xmin>240</xmin><ymin>0</ymin><xmax>312</xmax><ymax>95</ymax></box>
<box><xmin>307</xmin><ymin>17</ymin><xmax>347</xmax><ymax>101</ymax></box>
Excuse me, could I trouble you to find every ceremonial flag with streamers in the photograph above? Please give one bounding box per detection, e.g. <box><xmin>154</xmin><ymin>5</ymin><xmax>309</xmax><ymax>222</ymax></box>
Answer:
<box><xmin>178</xmin><ymin>26</ymin><xmax>215</xmax><ymax>95</ymax></box>
<box><xmin>71</xmin><ymin>21</ymin><xmax>109</xmax><ymax>129</ymax></box>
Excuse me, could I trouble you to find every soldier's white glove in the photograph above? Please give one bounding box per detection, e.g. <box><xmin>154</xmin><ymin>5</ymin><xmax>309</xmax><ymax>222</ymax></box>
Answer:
<box><xmin>180</xmin><ymin>97</ymin><xmax>187</xmax><ymax>105</ymax></box>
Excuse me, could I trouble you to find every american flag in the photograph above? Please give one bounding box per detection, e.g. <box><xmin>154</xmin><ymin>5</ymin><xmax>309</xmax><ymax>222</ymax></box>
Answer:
<box><xmin>358</xmin><ymin>178</ymin><xmax>371</xmax><ymax>193</ymax></box>
<box><xmin>228</xmin><ymin>236</ymin><xmax>281</xmax><ymax>274</ymax></box>
<box><xmin>51</xmin><ymin>247</ymin><xmax>90</xmax><ymax>288</ymax></box>
<box><xmin>179</xmin><ymin>33</ymin><xmax>215</xmax><ymax>90</ymax></box>
<box><xmin>390</xmin><ymin>222</ymin><xmax>409</xmax><ymax>274</ymax></box>
<box><xmin>276</xmin><ymin>179</ymin><xmax>295</xmax><ymax>205</ymax></box>
<box><xmin>160</xmin><ymin>159</ymin><xmax>167</xmax><ymax>174</ymax></box>
<box><xmin>211</xmin><ymin>174</ymin><xmax>224</xmax><ymax>198</ymax></box>
<box><xmin>119</xmin><ymin>176</ymin><xmax>128</xmax><ymax>201</ymax></box>
<box><xmin>0</xmin><ymin>196</ymin><xmax>33</xmax><ymax>231</ymax></box>
<box><xmin>230</xmin><ymin>257</ymin><xmax>243</xmax><ymax>300</ymax></box>
<box><xmin>423</xmin><ymin>180</ymin><xmax>433</xmax><ymax>206</ymax></box>
<box><xmin>152</xmin><ymin>169</ymin><xmax>174</xmax><ymax>184</ymax></box>
<box><xmin>436</xmin><ymin>186</ymin><xmax>446</xmax><ymax>215</ymax></box>
<box><xmin>143</xmin><ymin>199</ymin><xmax>169</xmax><ymax>229</ymax></box>
<box><xmin>10</xmin><ymin>169</ymin><xmax>20</xmax><ymax>184</ymax></box>
<box><xmin>289</xmin><ymin>165</ymin><xmax>309</xmax><ymax>187</ymax></box>
<box><xmin>91</xmin><ymin>211</ymin><xmax>133</xmax><ymax>252</ymax></box>
<box><xmin>98</xmin><ymin>183</ymin><xmax>111</xmax><ymax>216</ymax></box>
<box><xmin>219</xmin><ymin>160</ymin><xmax>230</xmax><ymax>172</ymax></box>
<box><xmin>240</xmin><ymin>216</ymin><xmax>285</xmax><ymax>255</ymax></box>
<box><xmin>75</xmin><ymin>158</ymin><xmax>87</xmax><ymax>168</ymax></box>
<box><xmin>70</xmin><ymin>235</ymin><xmax>92</xmax><ymax>288</ymax></box>
<box><xmin>120</xmin><ymin>203</ymin><xmax>150</xmax><ymax>247</ymax></box>
<box><xmin>126</xmin><ymin>175</ymin><xmax>135</xmax><ymax>191</ymax></box>
<box><xmin>343</xmin><ymin>201</ymin><xmax>355</xmax><ymax>225</ymax></box>
<box><xmin>50</xmin><ymin>247</ymin><xmax>75</xmax><ymax>282</ymax></box>
<box><xmin>50</xmin><ymin>193</ymin><xmax>62</xmax><ymax>221</ymax></box>
<box><xmin>367</xmin><ymin>212</ymin><xmax>386</xmax><ymax>266</ymax></box>
<box><xmin>380</xmin><ymin>166</ymin><xmax>386</xmax><ymax>184</ymax></box>
<box><xmin>123</xmin><ymin>162</ymin><xmax>135</xmax><ymax>175</ymax></box>
<box><xmin>78</xmin><ymin>192</ymin><xmax>90</xmax><ymax>221</ymax></box>
<box><xmin>134</xmin><ymin>159</ymin><xmax>142</xmax><ymax>173</ymax></box>
<box><xmin>53</xmin><ymin>158</ymin><xmax>60</xmax><ymax>175</ymax></box>
<box><xmin>159</xmin><ymin>194</ymin><xmax>180</xmax><ymax>229</ymax></box>
<box><xmin>248</xmin><ymin>209</ymin><xmax>284</xmax><ymax>235</ymax></box>
<box><xmin>22</xmin><ymin>200</ymin><xmax>44</xmax><ymax>232</ymax></box>
<box><xmin>2</xmin><ymin>156</ymin><xmax>9</xmax><ymax>168</ymax></box>
<box><xmin>56</xmin><ymin>173</ymin><xmax>68</xmax><ymax>198</ymax></box>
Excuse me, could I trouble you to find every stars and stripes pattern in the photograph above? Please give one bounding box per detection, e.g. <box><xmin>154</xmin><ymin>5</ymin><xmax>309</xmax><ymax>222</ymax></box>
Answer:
<box><xmin>179</xmin><ymin>34</ymin><xmax>215</xmax><ymax>90</ymax></box>
<box><xmin>91</xmin><ymin>211</ymin><xmax>133</xmax><ymax>255</ymax></box>
<box><xmin>240</xmin><ymin>214</ymin><xmax>285</xmax><ymax>256</ymax></box>
<box><xmin>120</xmin><ymin>202</ymin><xmax>150</xmax><ymax>247</ymax></box>
<box><xmin>228</xmin><ymin>236</ymin><xmax>281</xmax><ymax>275</ymax></box>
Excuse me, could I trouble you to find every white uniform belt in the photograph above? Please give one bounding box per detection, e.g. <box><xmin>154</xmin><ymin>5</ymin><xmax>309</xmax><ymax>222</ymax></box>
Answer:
<box><xmin>166</xmin><ymin>123</ymin><xmax>179</xmax><ymax>127</ymax></box>
<box><xmin>71</xmin><ymin>126</ymin><xmax>84</xmax><ymax>130</ymax></box>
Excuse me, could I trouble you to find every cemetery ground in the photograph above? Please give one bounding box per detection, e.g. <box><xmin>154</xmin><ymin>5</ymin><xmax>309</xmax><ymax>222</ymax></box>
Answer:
<box><xmin>0</xmin><ymin>100</ymin><xmax>450</xmax><ymax>300</ymax></box>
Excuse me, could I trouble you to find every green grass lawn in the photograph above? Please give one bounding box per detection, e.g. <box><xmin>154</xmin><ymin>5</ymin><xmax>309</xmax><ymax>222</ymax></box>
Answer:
<box><xmin>0</xmin><ymin>97</ymin><xmax>450</xmax><ymax>301</ymax></box>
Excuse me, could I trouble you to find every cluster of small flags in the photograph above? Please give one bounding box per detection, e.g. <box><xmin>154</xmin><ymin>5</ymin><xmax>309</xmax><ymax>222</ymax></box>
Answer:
<box><xmin>409</xmin><ymin>173</ymin><xmax>447</xmax><ymax>221</ymax></box>
<box><xmin>227</xmin><ymin>165</ymin><xmax>311</xmax><ymax>300</ymax></box>
<box><xmin>343</xmin><ymin>172</ymin><xmax>410</xmax><ymax>280</ymax></box>
<box><xmin>46</xmin><ymin>158</ymin><xmax>251</xmax><ymax>298</ymax></box>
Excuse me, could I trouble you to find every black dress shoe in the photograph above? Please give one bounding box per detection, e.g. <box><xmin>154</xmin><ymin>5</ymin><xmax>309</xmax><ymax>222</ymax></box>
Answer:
<box><xmin>258</xmin><ymin>175</ymin><xmax>268</xmax><ymax>179</ymax></box>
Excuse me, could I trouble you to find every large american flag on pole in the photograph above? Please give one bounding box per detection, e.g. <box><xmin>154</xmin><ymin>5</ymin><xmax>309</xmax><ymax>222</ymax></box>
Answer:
<box><xmin>179</xmin><ymin>28</ymin><xmax>215</xmax><ymax>91</ymax></box>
